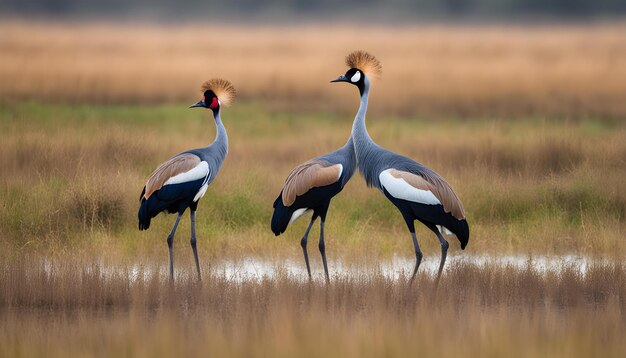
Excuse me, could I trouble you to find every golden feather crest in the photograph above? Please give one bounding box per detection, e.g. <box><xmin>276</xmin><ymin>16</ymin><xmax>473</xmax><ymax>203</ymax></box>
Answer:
<box><xmin>200</xmin><ymin>78</ymin><xmax>237</xmax><ymax>107</ymax></box>
<box><xmin>345</xmin><ymin>50</ymin><xmax>382</xmax><ymax>79</ymax></box>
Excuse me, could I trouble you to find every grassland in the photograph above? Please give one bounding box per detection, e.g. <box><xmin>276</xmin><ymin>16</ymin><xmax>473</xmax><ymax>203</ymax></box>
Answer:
<box><xmin>1</xmin><ymin>21</ymin><xmax>625</xmax><ymax>357</ymax></box>
<box><xmin>1</xmin><ymin>101</ymin><xmax>624</xmax><ymax>259</ymax></box>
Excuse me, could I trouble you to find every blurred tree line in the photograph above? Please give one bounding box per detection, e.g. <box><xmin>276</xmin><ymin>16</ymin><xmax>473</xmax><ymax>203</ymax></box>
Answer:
<box><xmin>1</xmin><ymin>0</ymin><xmax>625</xmax><ymax>19</ymax></box>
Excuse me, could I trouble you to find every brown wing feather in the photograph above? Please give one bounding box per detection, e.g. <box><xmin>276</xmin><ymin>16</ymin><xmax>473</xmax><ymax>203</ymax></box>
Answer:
<box><xmin>143</xmin><ymin>154</ymin><xmax>201</xmax><ymax>199</ymax></box>
<box><xmin>281</xmin><ymin>159</ymin><xmax>341</xmax><ymax>206</ymax></box>
<box><xmin>388</xmin><ymin>169</ymin><xmax>466</xmax><ymax>220</ymax></box>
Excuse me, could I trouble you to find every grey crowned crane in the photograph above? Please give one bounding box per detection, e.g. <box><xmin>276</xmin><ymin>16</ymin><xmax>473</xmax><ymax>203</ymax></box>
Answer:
<box><xmin>271</xmin><ymin>117</ymin><xmax>356</xmax><ymax>282</ymax></box>
<box><xmin>138</xmin><ymin>78</ymin><xmax>236</xmax><ymax>280</ymax></box>
<box><xmin>331</xmin><ymin>51</ymin><xmax>469</xmax><ymax>282</ymax></box>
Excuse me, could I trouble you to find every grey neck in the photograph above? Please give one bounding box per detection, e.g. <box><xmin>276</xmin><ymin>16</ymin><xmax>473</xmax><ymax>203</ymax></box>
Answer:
<box><xmin>351</xmin><ymin>78</ymin><xmax>375</xmax><ymax>155</ymax></box>
<box><xmin>349</xmin><ymin>77</ymin><xmax>385</xmax><ymax>188</ymax></box>
<box><xmin>198</xmin><ymin>110</ymin><xmax>228</xmax><ymax>163</ymax></box>
<box><xmin>183</xmin><ymin>110</ymin><xmax>229</xmax><ymax>179</ymax></box>
<box><xmin>213</xmin><ymin>111</ymin><xmax>228</xmax><ymax>157</ymax></box>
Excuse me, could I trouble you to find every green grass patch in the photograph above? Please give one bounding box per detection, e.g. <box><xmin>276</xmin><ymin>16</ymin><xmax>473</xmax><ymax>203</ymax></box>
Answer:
<box><xmin>0</xmin><ymin>101</ymin><xmax>624</xmax><ymax>256</ymax></box>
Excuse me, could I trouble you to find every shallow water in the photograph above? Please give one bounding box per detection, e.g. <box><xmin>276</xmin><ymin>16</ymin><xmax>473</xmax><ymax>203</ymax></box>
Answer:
<box><xmin>202</xmin><ymin>254</ymin><xmax>610</xmax><ymax>283</ymax></box>
<box><xmin>43</xmin><ymin>254</ymin><xmax>614</xmax><ymax>283</ymax></box>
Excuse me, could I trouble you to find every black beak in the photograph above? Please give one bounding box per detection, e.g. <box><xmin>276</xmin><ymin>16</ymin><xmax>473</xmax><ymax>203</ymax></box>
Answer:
<box><xmin>330</xmin><ymin>75</ymin><xmax>349</xmax><ymax>83</ymax></box>
<box><xmin>189</xmin><ymin>100</ymin><xmax>205</xmax><ymax>108</ymax></box>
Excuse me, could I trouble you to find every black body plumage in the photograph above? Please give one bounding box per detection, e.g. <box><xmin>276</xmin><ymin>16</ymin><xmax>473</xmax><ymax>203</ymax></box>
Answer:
<box><xmin>138</xmin><ymin>179</ymin><xmax>204</xmax><ymax>230</ymax></box>
<box><xmin>271</xmin><ymin>181</ymin><xmax>344</xmax><ymax>236</ymax></box>
<box><xmin>383</xmin><ymin>189</ymin><xmax>469</xmax><ymax>249</ymax></box>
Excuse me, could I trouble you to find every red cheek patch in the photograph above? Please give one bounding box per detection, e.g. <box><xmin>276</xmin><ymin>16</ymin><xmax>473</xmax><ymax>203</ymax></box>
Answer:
<box><xmin>209</xmin><ymin>97</ymin><xmax>219</xmax><ymax>109</ymax></box>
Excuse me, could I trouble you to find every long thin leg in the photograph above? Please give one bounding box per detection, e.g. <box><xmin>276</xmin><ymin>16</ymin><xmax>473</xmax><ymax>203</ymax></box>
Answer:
<box><xmin>401</xmin><ymin>215</ymin><xmax>422</xmax><ymax>285</ymax></box>
<box><xmin>190</xmin><ymin>210</ymin><xmax>201</xmax><ymax>280</ymax></box>
<box><xmin>319</xmin><ymin>220</ymin><xmax>330</xmax><ymax>283</ymax></box>
<box><xmin>300</xmin><ymin>216</ymin><xmax>317</xmax><ymax>280</ymax></box>
<box><xmin>167</xmin><ymin>213</ymin><xmax>183</xmax><ymax>280</ymax></box>
<box><xmin>435</xmin><ymin>229</ymin><xmax>449</xmax><ymax>282</ymax></box>
<box><xmin>409</xmin><ymin>231</ymin><xmax>423</xmax><ymax>285</ymax></box>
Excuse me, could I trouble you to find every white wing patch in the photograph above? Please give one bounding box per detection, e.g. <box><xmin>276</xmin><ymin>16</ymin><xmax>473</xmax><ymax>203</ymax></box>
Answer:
<box><xmin>379</xmin><ymin>169</ymin><xmax>441</xmax><ymax>205</ymax></box>
<box><xmin>164</xmin><ymin>161</ymin><xmax>209</xmax><ymax>186</ymax></box>
<box><xmin>289</xmin><ymin>208</ymin><xmax>311</xmax><ymax>225</ymax></box>
<box><xmin>193</xmin><ymin>183</ymin><xmax>209</xmax><ymax>202</ymax></box>
<box><xmin>336</xmin><ymin>164</ymin><xmax>344</xmax><ymax>181</ymax></box>
<box><xmin>438</xmin><ymin>225</ymin><xmax>453</xmax><ymax>235</ymax></box>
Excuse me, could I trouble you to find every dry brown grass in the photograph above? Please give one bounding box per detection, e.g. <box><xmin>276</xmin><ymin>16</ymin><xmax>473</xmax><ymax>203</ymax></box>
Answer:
<box><xmin>0</xmin><ymin>254</ymin><xmax>624</xmax><ymax>357</ymax></box>
<box><xmin>2</xmin><ymin>21</ymin><xmax>626</xmax><ymax>117</ymax></box>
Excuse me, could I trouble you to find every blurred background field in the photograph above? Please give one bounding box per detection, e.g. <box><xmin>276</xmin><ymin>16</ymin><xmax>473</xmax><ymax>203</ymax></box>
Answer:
<box><xmin>2</xmin><ymin>21</ymin><xmax>626</xmax><ymax>119</ymax></box>
<box><xmin>1</xmin><ymin>2</ymin><xmax>626</xmax><ymax>356</ymax></box>
<box><xmin>1</xmin><ymin>22</ymin><xmax>625</xmax><ymax>258</ymax></box>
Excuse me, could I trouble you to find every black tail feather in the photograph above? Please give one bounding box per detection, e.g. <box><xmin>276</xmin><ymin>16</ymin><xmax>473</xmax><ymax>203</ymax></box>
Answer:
<box><xmin>271</xmin><ymin>196</ymin><xmax>293</xmax><ymax>236</ymax></box>
<box><xmin>138</xmin><ymin>194</ymin><xmax>177</xmax><ymax>230</ymax></box>
<box><xmin>455</xmin><ymin>219</ymin><xmax>470</xmax><ymax>250</ymax></box>
<box><xmin>138</xmin><ymin>179</ymin><xmax>206</xmax><ymax>231</ymax></box>
<box><xmin>388</xmin><ymin>190</ymin><xmax>470</xmax><ymax>251</ymax></box>
<box><xmin>138</xmin><ymin>198</ymin><xmax>151</xmax><ymax>230</ymax></box>
<box><xmin>439</xmin><ymin>215</ymin><xmax>470</xmax><ymax>250</ymax></box>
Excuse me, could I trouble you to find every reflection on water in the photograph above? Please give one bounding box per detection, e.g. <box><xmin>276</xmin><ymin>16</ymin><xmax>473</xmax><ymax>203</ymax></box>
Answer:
<box><xmin>204</xmin><ymin>254</ymin><xmax>611</xmax><ymax>283</ymax></box>
<box><xmin>43</xmin><ymin>254</ymin><xmax>613</xmax><ymax>283</ymax></box>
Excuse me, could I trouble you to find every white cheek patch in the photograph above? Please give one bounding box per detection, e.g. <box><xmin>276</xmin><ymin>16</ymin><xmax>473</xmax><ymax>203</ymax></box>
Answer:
<box><xmin>379</xmin><ymin>169</ymin><xmax>441</xmax><ymax>205</ymax></box>
<box><xmin>336</xmin><ymin>164</ymin><xmax>344</xmax><ymax>181</ymax></box>
<box><xmin>164</xmin><ymin>161</ymin><xmax>209</xmax><ymax>186</ymax></box>
<box><xmin>350</xmin><ymin>71</ymin><xmax>361</xmax><ymax>83</ymax></box>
